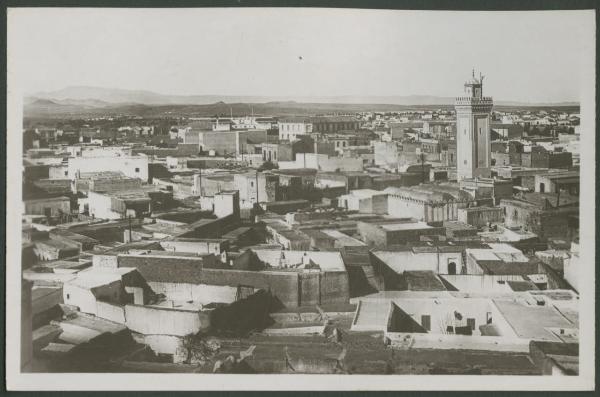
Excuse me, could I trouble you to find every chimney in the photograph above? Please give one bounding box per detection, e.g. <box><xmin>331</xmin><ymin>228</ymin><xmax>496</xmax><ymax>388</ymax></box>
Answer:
<box><xmin>302</xmin><ymin>252</ymin><xmax>310</xmax><ymax>266</ymax></box>
<box><xmin>193</xmin><ymin>173</ymin><xmax>201</xmax><ymax>195</ymax></box>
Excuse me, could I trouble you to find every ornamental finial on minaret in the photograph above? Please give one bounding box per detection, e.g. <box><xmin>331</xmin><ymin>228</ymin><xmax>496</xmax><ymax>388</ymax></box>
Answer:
<box><xmin>466</xmin><ymin>69</ymin><xmax>482</xmax><ymax>86</ymax></box>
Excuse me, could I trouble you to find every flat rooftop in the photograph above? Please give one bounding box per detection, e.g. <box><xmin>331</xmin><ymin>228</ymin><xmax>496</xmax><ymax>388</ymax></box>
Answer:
<box><xmin>460</xmin><ymin>206</ymin><xmax>503</xmax><ymax>213</ymax></box>
<box><xmin>34</xmin><ymin>260</ymin><xmax>91</xmax><ymax>272</ymax></box>
<box><xmin>493</xmin><ymin>300</ymin><xmax>577</xmax><ymax>342</ymax></box>
<box><xmin>404</xmin><ymin>271</ymin><xmax>447</xmax><ymax>291</ymax></box>
<box><xmin>320</xmin><ymin>229</ymin><xmax>366</xmax><ymax>246</ymax></box>
<box><xmin>60</xmin><ymin>312</ymin><xmax>127</xmax><ymax>337</ymax></box>
<box><xmin>252</xmin><ymin>248</ymin><xmax>346</xmax><ymax>272</ymax></box>
<box><xmin>169</xmin><ymin>237</ymin><xmax>228</xmax><ymax>243</ymax></box>
<box><xmin>67</xmin><ymin>267</ymin><xmax>137</xmax><ymax>289</ymax></box>
<box><xmin>380</xmin><ymin>222</ymin><xmax>433</xmax><ymax>231</ymax></box>
<box><xmin>24</xmin><ymin>196</ymin><xmax>70</xmax><ymax>203</ymax></box>
<box><xmin>35</xmin><ymin>239</ymin><xmax>80</xmax><ymax>250</ymax></box>
<box><xmin>120</xmin><ymin>250</ymin><xmax>209</xmax><ymax>259</ymax></box>
<box><xmin>346</xmin><ymin>189</ymin><xmax>387</xmax><ymax>198</ymax></box>
<box><xmin>270</xmin><ymin>168</ymin><xmax>318</xmax><ymax>176</ymax></box>
<box><xmin>479</xmin><ymin>226</ymin><xmax>539</xmax><ymax>242</ymax></box>
<box><xmin>202</xmin><ymin>174</ymin><xmax>235</xmax><ymax>182</ymax></box>
<box><xmin>103</xmin><ymin>187</ymin><xmax>161</xmax><ymax>201</ymax></box>
<box><xmin>78</xmin><ymin>171</ymin><xmax>128</xmax><ymax>180</ymax></box>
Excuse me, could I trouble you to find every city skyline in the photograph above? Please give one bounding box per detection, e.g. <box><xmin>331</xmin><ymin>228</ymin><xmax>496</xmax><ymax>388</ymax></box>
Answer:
<box><xmin>8</xmin><ymin>8</ymin><xmax>593</xmax><ymax>103</ymax></box>
<box><xmin>6</xmin><ymin>5</ymin><xmax>593</xmax><ymax>390</ymax></box>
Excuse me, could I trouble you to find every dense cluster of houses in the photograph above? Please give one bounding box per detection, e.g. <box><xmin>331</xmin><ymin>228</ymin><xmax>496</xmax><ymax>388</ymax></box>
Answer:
<box><xmin>21</xmin><ymin>81</ymin><xmax>580</xmax><ymax>374</ymax></box>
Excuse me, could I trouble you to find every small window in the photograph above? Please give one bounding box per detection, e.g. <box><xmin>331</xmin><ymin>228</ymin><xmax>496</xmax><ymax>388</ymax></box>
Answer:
<box><xmin>467</xmin><ymin>318</ymin><xmax>476</xmax><ymax>330</ymax></box>
<box><xmin>64</xmin><ymin>171</ymin><xmax>68</xmax><ymax>176</ymax></box>
<box><xmin>421</xmin><ymin>315</ymin><xmax>431</xmax><ymax>331</ymax></box>
<box><xmin>66</xmin><ymin>293</ymin><xmax>70</xmax><ymax>300</ymax></box>
<box><xmin>135</xmin><ymin>167</ymin><xmax>140</xmax><ymax>172</ymax></box>
<box><xmin>250</xmin><ymin>181</ymin><xmax>254</xmax><ymax>187</ymax></box>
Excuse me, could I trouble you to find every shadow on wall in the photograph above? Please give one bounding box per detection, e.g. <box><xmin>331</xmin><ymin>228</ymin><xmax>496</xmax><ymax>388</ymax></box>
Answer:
<box><xmin>388</xmin><ymin>303</ymin><xmax>428</xmax><ymax>333</ymax></box>
<box><xmin>346</xmin><ymin>266</ymin><xmax>380</xmax><ymax>298</ymax></box>
<box><xmin>208</xmin><ymin>290</ymin><xmax>275</xmax><ymax>337</ymax></box>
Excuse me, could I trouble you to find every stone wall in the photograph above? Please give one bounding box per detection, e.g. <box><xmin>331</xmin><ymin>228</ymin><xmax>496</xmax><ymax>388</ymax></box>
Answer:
<box><xmin>96</xmin><ymin>301</ymin><xmax>126</xmax><ymax>323</ymax></box>
<box><xmin>24</xmin><ymin>197</ymin><xmax>71</xmax><ymax>217</ymax></box>
<box><xmin>124</xmin><ymin>304</ymin><xmax>210</xmax><ymax>336</ymax></box>
<box><xmin>458</xmin><ymin>207</ymin><xmax>504</xmax><ymax>228</ymax></box>
<box><xmin>209</xmin><ymin>290</ymin><xmax>272</xmax><ymax>334</ymax></box>
<box><xmin>116</xmin><ymin>255</ymin><xmax>208</xmax><ymax>284</ymax></box>
<box><xmin>147</xmin><ymin>282</ymin><xmax>239</xmax><ymax>304</ymax></box>
<box><xmin>199</xmin><ymin>268</ymin><xmax>300</xmax><ymax>307</ymax></box>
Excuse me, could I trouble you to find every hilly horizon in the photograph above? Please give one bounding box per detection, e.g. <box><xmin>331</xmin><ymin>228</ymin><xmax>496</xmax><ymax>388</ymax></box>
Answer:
<box><xmin>29</xmin><ymin>85</ymin><xmax>580</xmax><ymax>108</ymax></box>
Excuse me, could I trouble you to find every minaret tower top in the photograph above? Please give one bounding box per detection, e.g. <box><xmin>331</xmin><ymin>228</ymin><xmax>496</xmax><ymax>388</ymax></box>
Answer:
<box><xmin>463</xmin><ymin>69</ymin><xmax>485</xmax><ymax>98</ymax></box>
<box><xmin>454</xmin><ymin>70</ymin><xmax>493</xmax><ymax>180</ymax></box>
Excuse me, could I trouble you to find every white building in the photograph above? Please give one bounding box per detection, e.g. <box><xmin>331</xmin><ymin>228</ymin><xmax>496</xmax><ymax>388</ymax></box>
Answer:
<box><xmin>372</xmin><ymin>247</ymin><xmax>464</xmax><ymax>275</ymax></box>
<box><xmin>563</xmin><ymin>241</ymin><xmax>579</xmax><ymax>292</ymax></box>
<box><xmin>337</xmin><ymin>189</ymin><xmax>388</xmax><ymax>214</ymax></box>
<box><xmin>68</xmin><ymin>154</ymin><xmax>149</xmax><ymax>182</ymax></box>
<box><xmin>278</xmin><ymin>153</ymin><xmax>364</xmax><ymax>172</ymax></box>
<box><xmin>384</xmin><ymin>186</ymin><xmax>470</xmax><ymax>223</ymax></box>
<box><xmin>351</xmin><ymin>290</ymin><xmax>578</xmax><ymax>352</ymax></box>
<box><xmin>250</xmin><ymin>248</ymin><xmax>346</xmax><ymax>272</ymax></box>
<box><xmin>278</xmin><ymin>118</ymin><xmax>313</xmax><ymax>141</ymax></box>
<box><xmin>213</xmin><ymin>191</ymin><xmax>240</xmax><ymax>218</ymax></box>
<box><xmin>87</xmin><ymin>189</ymin><xmax>155</xmax><ymax>220</ymax></box>
<box><xmin>67</xmin><ymin>145</ymin><xmax>132</xmax><ymax>158</ymax></box>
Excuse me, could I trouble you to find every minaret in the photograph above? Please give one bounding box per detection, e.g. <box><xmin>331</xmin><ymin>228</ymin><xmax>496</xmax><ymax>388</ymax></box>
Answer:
<box><xmin>455</xmin><ymin>70</ymin><xmax>493</xmax><ymax>180</ymax></box>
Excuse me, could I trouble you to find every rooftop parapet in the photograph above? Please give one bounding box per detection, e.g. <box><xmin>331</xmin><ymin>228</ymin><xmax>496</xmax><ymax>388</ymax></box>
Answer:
<box><xmin>455</xmin><ymin>96</ymin><xmax>493</xmax><ymax>105</ymax></box>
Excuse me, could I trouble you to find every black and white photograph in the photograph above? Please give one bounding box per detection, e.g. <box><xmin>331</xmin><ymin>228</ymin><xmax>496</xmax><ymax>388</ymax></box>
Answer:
<box><xmin>4</xmin><ymin>4</ymin><xmax>596</xmax><ymax>391</ymax></box>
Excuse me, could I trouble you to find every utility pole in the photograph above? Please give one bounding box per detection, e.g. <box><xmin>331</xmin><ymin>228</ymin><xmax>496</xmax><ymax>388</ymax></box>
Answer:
<box><xmin>421</xmin><ymin>152</ymin><xmax>425</xmax><ymax>183</ymax></box>
<box><xmin>198</xmin><ymin>162</ymin><xmax>202</xmax><ymax>197</ymax></box>
<box><xmin>417</xmin><ymin>148</ymin><xmax>425</xmax><ymax>184</ymax></box>
<box><xmin>255</xmin><ymin>171</ymin><xmax>260</xmax><ymax>204</ymax></box>
<box><xmin>128</xmin><ymin>215</ymin><xmax>132</xmax><ymax>242</ymax></box>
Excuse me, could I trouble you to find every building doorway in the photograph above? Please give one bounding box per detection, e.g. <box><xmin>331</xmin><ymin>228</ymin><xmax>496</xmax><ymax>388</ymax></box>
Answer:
<box><xmin>448</xmin><ymin>262</ymin><xmax>457</xmax><ymax>275</ymax></box>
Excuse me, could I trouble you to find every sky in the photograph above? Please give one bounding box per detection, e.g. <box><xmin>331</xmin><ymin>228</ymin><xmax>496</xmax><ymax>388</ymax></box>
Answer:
<box><xmin>7</xmin><ymin>8</ymin><xmax>595</xmax><ymax>103</ymax></box>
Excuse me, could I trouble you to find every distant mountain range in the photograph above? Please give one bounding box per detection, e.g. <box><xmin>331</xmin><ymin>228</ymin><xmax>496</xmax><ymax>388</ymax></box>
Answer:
<box><xmin>24</xmin><ymin>86</ymin><xmax>580</xmax><ymax>118</ymax></box>
<box><xmin>29</xmin><ymin>86</ymin><xmax>580</xmax><ymax>107</ymax></box>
